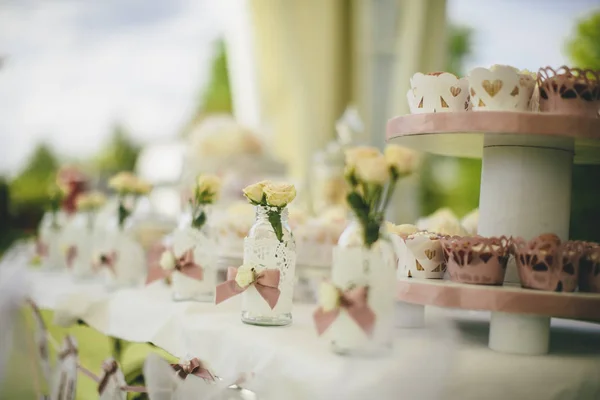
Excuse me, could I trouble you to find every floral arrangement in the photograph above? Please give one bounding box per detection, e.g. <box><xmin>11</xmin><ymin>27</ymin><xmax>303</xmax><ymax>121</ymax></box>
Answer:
<box><xmin>47</xmin><ymin>184</ymin><xmax>65</xmax><ymax>230</ymax></box>
<box><xmin>242</xmin><ymin>180</ymin><xmax>297</xmax><ymax>242</ymax></box>
<box><xmin>76</xmin><ymin>191</ymin><xmax>107</xmax><ymax>230</ymax></box>
<box><xmin>344</xmin><ymin>145</ymin><xmax>419</xmax><ymax>247</ymax></box>
<box><xmin>108</xmin><ymin>172</ymin><xmax>152</xmax><ymax>229</ymax></box>
<box><xmin>190</xmin><ymin>174</ymin><xmax>221</xmax><ymax>230</ymax></box>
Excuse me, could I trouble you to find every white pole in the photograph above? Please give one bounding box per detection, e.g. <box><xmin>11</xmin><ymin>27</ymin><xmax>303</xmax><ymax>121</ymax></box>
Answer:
<box><xmin>478</xmin><ymin>133</ymin><xmax>574</xmax><ymax>283</ymax></box>
<box><xmin>489</xmin><ymin>312</ymin><xmax>551</xmax><ymax>355</ymax></box>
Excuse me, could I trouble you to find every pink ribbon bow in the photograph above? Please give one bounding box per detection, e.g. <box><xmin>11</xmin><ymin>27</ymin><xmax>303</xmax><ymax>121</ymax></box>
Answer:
<box><xmin>171</xmin><ymin>358</ymin><xmax>215</xmax><ymax>382</ymax></box>
<box><xmin>66</xmin><ymin>246</ymin><xmax>77</xmax><ymax>269</ymax></box>
<box><xmin>98</xmin><ymin>359</ymin><xmax>119</xmax><ymax>394</ymax></box>
<box><xmin>35</xmin><ymin>239</ymin><xmax>48</xmax><ymax>257</ymax></box>
<box><xmin>215</xmin><ymin>267</ymin><xmax>281</xmax><ymax>309</ymax></box>
<box><xmin>94</xmin><ymin>252</ymin><xmax>117</xmax><ymax>275</ymax></box>
<box><xmin>313</xmin><ymin>286</ymin><xmax>376</xmax><ymax>336</ymax></box>
<box><xmin>174</xmin><ymin>248</ymin><xmax>204</xmax><ymax>281</ymax></box>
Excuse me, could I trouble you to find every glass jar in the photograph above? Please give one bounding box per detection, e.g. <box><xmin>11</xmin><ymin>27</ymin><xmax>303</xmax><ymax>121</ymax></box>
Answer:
<box><xmin>329</xmin><ymin>219</ymin><xmax>396</xmax><ymax>356</ymax></box>
<box><xmin>37</xmin><ymin>211</ymin><xmax>68</xmax><ymax>270</ymax></box>
<box><xmin>64</xmin><ymin>211</ymin><xmax>97</xmax><ymax>279</ymax></box>
<box><xmin>241</xmin><ymin>206</ymin><xmax>296</xmax><ymax>326</ymax></box>
<box><xmin>170</xmin><ymin>205</ymin><xmax>219</xmax><ymax>302</ymax></box>
<box><xmin>99</xmin><ymin>209</ymin><xmax>147</xmax><ymax>290</ymax></box>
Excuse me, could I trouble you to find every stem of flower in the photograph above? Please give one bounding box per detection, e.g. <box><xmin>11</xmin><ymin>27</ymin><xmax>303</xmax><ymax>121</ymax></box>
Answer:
<box><xmin>267</xmin><ymin>209</ymin><xmax>284</xmax><ymax>242</ymax></box>
<box><xmin>380</xmin><ymin>178</ymin><xmax>397</xmax><ymax>214</ymax></box>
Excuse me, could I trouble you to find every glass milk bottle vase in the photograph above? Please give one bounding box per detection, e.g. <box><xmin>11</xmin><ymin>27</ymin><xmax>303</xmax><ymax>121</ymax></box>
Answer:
<box><xmin>322</xmin><ymin>220</ymin><xmax>396</xmax><ymax>356</ymax></box>
<box><xmin>98</xmin><ymin>216</ymin><xmax>147</xmax><ymax>290</ymax></box>
<box><xmin>241</xmin><ymin>206</ymin><xmax>296</xmax><ymax>326</ymax></box>
<box><xmin>68</xmin><ymin>212</ymin><xmax>96</xmax><ymax>279</ymax></box>
<box><xmin>170</xmin><ymin>207</ymin><xmax>219</xmax><ymax>301</ymax></box>
<box><xmin>37</xmin><ymin>211</ymin><xmax>67</xmax><ymax>270</ymax></box>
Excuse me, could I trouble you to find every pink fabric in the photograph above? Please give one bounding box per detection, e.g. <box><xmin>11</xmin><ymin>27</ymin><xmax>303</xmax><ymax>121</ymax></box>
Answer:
<box><xmin>171</xmin><ymin>358</ymin><xmax>215</xmax><ymax>382</ymax></box>
<box><xmin>35</xmin><ymin>239</ymin><xmax>48</xmax><ymax>257</ymax></box>
<box><xmin>94</xmin><ymin>252</ymin><xmax>117</xmax><ymax>275</ymax></box>
<box><xmin>98</xmin><ymin>359</ymin><xmax>119</xmax><ymax>394</ymax></box>
<box><xmin>215</xmin><ymin>267</ymin><xmax>281</xmax><ymax>309</ymax></box>
<box><xmin>313</xmin><ymin>286</ymin><xmax>376</xmax><ymax>336</ymax></box>
<box><xmin>175</xmin><ymin>248</ymin><xmax>204</xmax><ymax>281</ymax></box>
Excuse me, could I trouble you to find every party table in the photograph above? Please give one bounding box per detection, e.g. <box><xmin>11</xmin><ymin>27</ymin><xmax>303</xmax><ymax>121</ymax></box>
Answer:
<box><xmin>24</xmin><ymin>268</ymin><xmax>600</xmax><ymax>400</ymax></box>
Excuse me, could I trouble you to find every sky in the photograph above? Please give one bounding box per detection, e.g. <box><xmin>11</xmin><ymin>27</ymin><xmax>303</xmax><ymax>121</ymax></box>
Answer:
<box><xmin>0</xmin><ymin>0</ymin><xmax>222</xmax><ymax>176</ymax></box>
<box><xmin>0</xmin><ymin>0</ymin><xmax>598</xmax><ymax>176</ymax></box>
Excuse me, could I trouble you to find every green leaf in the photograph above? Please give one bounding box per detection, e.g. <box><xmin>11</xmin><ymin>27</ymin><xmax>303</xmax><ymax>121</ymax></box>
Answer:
<box><xmin>267</xmin><ymin>209</ymin><xmax>284</xmax><ymax>242</ymax></box>
<box><xmin>118</xmin><ymin>201</ymin><xmax>129</xmax><ymax>229</ymax></box>
<box><xmin>192</xmin><ymin>210</ymin><xmax>206</xmax><ymax>230</ymax></box>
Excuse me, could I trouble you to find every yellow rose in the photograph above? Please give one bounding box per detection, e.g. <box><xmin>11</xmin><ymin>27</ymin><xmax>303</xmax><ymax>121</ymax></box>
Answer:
<box><xmin>318</xmin><ymin>282</ymin><xmax>340</xmax><ymax>312</ymax></box>
<box><xmin>264</xmin><ymin>182</ymin><xmax>297</xmax><ymax>207</ymax></box>
<box><xmin>76</xmin><ymin>191</ymin><xmax>107</xmax><ymax>211</ymax></box>
<box><xmin>384</xmin><ymin>145</ymin><xmax>420</xmax><ymax>177</ymax></box>
<box><xmin>196</xmin><ymin>174</ymin><xmax>221</xmax><ymax>202</ymax></box>
<box><xmin>345</xmin><ymin>146</ymin><xmax>381</xmax><ymax>167</ymax></box>
<box><xmin>108</xmin><ymin>171</ymin><xmax>138</xmax><ymax>193</ymax></box>
<box><xmin>159</xmin><ymin>251</ymin><xmax>176</xmax><ymax>270</ymax></box>
<box><xmin>243</xmin><ymin>181</ymin><xmax>268</xmax><ymax>204</ymax></box>
<box><xmin>132</xmin><ymin>178</ymin><xmax>152</xmax><ymax>195</ymax></box>
<box><xmin>235</xmin><ymin>265</ymin><xmax>255</xmax><ymax>288</ymax></box>
<box><xmin>355</xmin><ymin>155</ymin><xmax>389</xmax><ymax>184</ymax></box>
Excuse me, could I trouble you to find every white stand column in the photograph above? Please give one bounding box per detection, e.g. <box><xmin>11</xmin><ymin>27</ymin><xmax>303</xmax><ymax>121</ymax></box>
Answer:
<box><xmin>395</xmin><ymin>301</ymin><xmax>425</xmax><ymax>328</ymax></box>
<box><xmin>477</xmin><ymin>134</ymin><xmax>574</xmax><ymax>283</ymax></box>
<box><xmin>489</xmin><ymin>312</ymin><xmax>551</xmax><ymax>355</ymax></box>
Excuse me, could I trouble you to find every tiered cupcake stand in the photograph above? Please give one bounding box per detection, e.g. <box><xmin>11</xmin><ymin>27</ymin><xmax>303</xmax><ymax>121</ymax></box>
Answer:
<box><xmin>387</xmin><ymin>111</ymin><xmax>600</xmax><ymax>355</ymax></box>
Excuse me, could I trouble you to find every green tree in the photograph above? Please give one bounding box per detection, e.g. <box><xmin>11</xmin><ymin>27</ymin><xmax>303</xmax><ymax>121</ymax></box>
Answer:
<box><xmin>566</xmin><ymin>11</ymin><xmax>600</xmax><ymax>241</ymax></box>
<box><xmin>420</xmin><ymin>24</ymin><xmax>481</xmax><ymax>218</ymax></box>
<box><xmin>566</xmin><ymin>12</ymin><xmax>600</xmax><ymax>70</ymax></box>
<box><xmin>93</xmin><ymin>124</ymin><xmax>140</xmax><ymax>175</ymax></box>
<box><xmin>182</xmin><ymin>39</ymin><xmax>233</xmax><ymax>136</ymax></box>
<box><xmin>9</xmin><ymin>143</ymin><xmax>60</xmax><ymax>227</ymax></box>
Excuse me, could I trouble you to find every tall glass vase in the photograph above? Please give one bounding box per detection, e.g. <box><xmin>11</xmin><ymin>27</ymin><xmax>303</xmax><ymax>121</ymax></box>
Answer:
<box><xmin>171</xmin><ymin>206</ymin><xmax>219</xmax><ymax>301</ymax></box>
<box><xmin>241</xmin><ymin>206</ymin><xmax>296</xmax><ymax>326</ymax></box>
<box><xmin>99</xmin><ymin>216</ymin><xmax>147</xmax><ymax>290</ymax></box>
<box><xmin>329</xmin><ymin>219</ymin><xmax>396</xmax><ymax>356</ymax></box>
<box><xmin>66</xmin><ymin>212</ymin><xmax>96</xmax><ymax>279</ymax></box>
<box><xmin>38</xmin><ymin>211</ymin><xmax>67</xmax><ymax>270</ymax></box>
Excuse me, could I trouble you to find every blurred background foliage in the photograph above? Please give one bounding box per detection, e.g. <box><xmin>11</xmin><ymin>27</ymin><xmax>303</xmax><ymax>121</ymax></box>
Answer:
<box><xmin>566</xmin><ymin>12</ymin><xmax>600</xmax><ymax>241</ymax></box>
<box><xmin>2</xmin><ymin>12</ymin><xmax>600</xmax><ymax>256</ymax></box>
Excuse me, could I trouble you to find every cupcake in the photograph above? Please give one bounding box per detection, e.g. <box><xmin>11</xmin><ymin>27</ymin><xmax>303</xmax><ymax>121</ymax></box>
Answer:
<box><xmin>407</xmin><ymin>72</ymin><xmax>470</xmax><ymax>114</ymax></box>
<box><xmin>404</xmin><ymin>231</ymin><xmax>446</xmax><ymax>279</ymax></box>
<box><xmin>387</xmin><ymin>223</ymin><xmax>420</xmax><ymax>278</ymax></box>
<box><xmin>469</xmin><ymin>65</ymin><xmax>536</xmax><ymax>111</ymax></box>
<box><xmin>578</xmin><ymin>242</ymin><xmax>600</xmax><ymax>293</ymax></box>
<box><xmin>537</xmin><ymin>66</ymin><xmax>600</xmax><ymax>117</ymax></box>
<box><xmin>441</xmin><ymin>236</ymin><xmax>510</xmax><ymax>285</ymax></box>
<box><xmin>512</xmin><ymin>233</ymin><xmax>583</xmax><ymax>292</ymax></box>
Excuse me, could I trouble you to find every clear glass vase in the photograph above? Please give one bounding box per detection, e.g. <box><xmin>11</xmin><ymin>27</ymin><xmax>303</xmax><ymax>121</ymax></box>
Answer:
<box><xmin>37</xmin><ymin>211</ymin><xmax>68</xmax><ymax>270</ymax></box>
<box><xmin>100</xmin><ymin>215</ymin><xmax>147</xmax><ymax>290</ymax></box>
<box><xmin>241</xmin><ymin>205</ymin><xmax>296</xmax><ymax>326</ymax></box>
<box><xmin>329</xmin><ymin>219</ymin><xmax>396</xmax><ymax>356</ymax></box>
<box><xmin>64</xmin><ymin>211</ymin><xmax>97</xmax><ymax>280</ymax></box>
<box><xmin>171</xmin><ymin>206</ymin><xmax>219</xmax><ymax>302</ymax></box>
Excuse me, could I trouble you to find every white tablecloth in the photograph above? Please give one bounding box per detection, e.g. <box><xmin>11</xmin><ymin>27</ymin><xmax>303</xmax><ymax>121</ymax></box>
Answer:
<box><xmin>26</xmin><ymin>269</ymin><xmax>600</xmax><ymax>400</ymax></box>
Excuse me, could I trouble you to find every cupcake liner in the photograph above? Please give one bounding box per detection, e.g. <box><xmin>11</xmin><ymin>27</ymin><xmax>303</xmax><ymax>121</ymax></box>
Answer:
<box><xmin>537</xmin><ymin>66</ymin><xmax>600</xmax><ymax>117</ymax></box>
<box><xmin>404</xmin><ymin>232</ymin><xmax>446</xmax><ymax>279</ymax></box>
<box><xmin>512</xmin><ymin>234</ymin><xmax>583</xmax><ymax>292</ymax></box>
<box><xmin>407</xmin><ymin>72</ymin><xmax>470</xmax><ymax>114</ymax></box>
<box><xmin>441</xmin><ymin>235</ymin><xmax>510</xmax><ymax>285</ymax></box>
<box><xmin>469</xmin><ymin>65</ymin><xmax>535</xmax><ymax>111</ymax></box>
<box><xmin>578</xmin><ymin>242</ymin><xmax>600</xmax><ymax>293</ymax></box>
